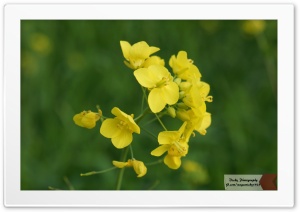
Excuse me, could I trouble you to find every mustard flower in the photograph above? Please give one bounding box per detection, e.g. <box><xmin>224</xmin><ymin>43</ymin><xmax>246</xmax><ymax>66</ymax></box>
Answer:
<box><xmin>169</xmin><ymin>51</ymin><xmax>201</xmax><ymax>80</ymax></box>
<box><xmin>73</xmin><ymin>110</ymin><xmax>101</xmax><ymax>129</ymax></box>
<box><xmin>120</xmin><ymin>41</ymin><xmax>160</xmax><ymax>70</ymax></box>
<box><xmin>151</xmin><ymin>122</ymin><xmax>189</xmax><ymax>169</ymax></box>
<box><xmin>134</xmin><ymin>65</ymin><xmax>179</xmax><ymax>113</ymax></box>
<box><xmin>113</xmin><ymin>159</ymin><xmax>147</xmax><ymax>177</ymax></box>
<box><xmin>182</xmin><ymin>80</ymin><xmax>213</xmax><ymax>109</ymax></box>
<box><xmin>176</xmin><ymin>104</ymin><xmax>212</xmax><ymax>136</ymax></box>
<box><xmin>100</xmin><ymin>107</ymin><xmax>140</xmax><ymax>149</ymax></box>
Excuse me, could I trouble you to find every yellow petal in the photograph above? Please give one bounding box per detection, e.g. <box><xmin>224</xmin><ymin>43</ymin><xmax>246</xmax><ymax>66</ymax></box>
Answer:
<box><xmin>158</xmin><ymin>131</ymin><xmax>180</xmax><ymax>145</ymax></box>
<box><xmin>148</xmin><ymin>88</ymin><xmax>166</xmax><ymax>113</ymax></box>
<box><xmin>132</xmin><ymin>160</ymin><xmax>147</xmax><ymax>177</ymax></box>
<box><xmin>81</xmin><ymin>112</ymin><xmax>98</xmax><ymax>129</ymax></box>
<box><xmin>151</xmin><ymin>145</ymin><xmax>170</xmax><ymax>156</ymax></box>
<box><xmin>111</xmin><ymin>129</ymin><xmax>133</xmax><ymax>149</ymax></box>
<box><xmin>120</xmin><ymin>41</ymin><xmax>131</xmax><ymax>60</ymax></box>
<box><xmin>112</xmin><ymin>160</ymin><xmax>129</xmax><ymax>168</ymax></box>
<box><xmin>100</xmin><ymin>118</ymin><xmax>121</xmax><ymax>138</ymax></box>
<box><xmin>148</xmin><ymin>65</ymin><xmax>169</xmax><ymax>80</ymax></box>
<box><xmin>196</xmin><ymin>112</ymin><xmax>211</xmax><ymax>135</ymax></box>
<box><xmin>143</xmin><ymin>56</ymin><xmax>165</xmax><ymax>68</ymax></box>
<box><xmin>149</xmin><ymin>46</ymin><xmax>160</xmax><ymax>55</ymax></box>
<box><xmin>164</xmin><ymin>154</ymin><xmax>182</xmax><ymax>169</ymax></box>
<box><xmin>134</xmin><ymin>68</ymin><xmax>157</xmax><ymax>88</ymax></box>
<box><xmin>73</xmin><ymin>113</ymin><xmax>85</xmax><ymax>127</ymax></box>
<box><xmin>111</xmin><ymin>107</ymin><xmax>140</xmax><ymax>134</ymax></box>
<box><xmin>168</xmin><ymin>55</ymin><xmax>175</xmax><ymax>68</ymax></box>
<box><xmin>161</xmin><ymin>82</ymin><xmax>179</xmax><ymax>105</ymax></box>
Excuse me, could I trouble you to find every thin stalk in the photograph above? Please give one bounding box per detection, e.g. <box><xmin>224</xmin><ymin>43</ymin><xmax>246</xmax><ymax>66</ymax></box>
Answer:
<box><xmin>154</xmin><ymin>113</ymin><xmax>168</xmax><ymax>131</ymax></box>
<box><xmin>116</xmin><ymin>146</ymin><xmax>129</xmax><ymax>190</ymax></box>
<box><xmin>80</xmin><ymin>167</ymin><xmax>117</xmax><ymax>176</ymax></box>
<box><xmin>129</xmin><ymin>144</ymin><xmax>134</xmax><ymax>159</ymax></box>
<box><xmin>140</xmin><ymin>126</ymin><xmax>157</xmax><ymax>140</ymax></box>
<box><xmin>134</xmin><ymin>107</ymin><xmax>149</xmax><ymax>123</ymax></box>
<box><xmin>145</xmin><ymin>159</ymin><xmax>163</xmax><ymax>166</ymax></box>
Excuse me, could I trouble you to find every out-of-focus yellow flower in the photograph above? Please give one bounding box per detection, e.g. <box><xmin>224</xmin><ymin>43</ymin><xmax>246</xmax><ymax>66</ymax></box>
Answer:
<box><xmin>30</xmin><ymin>33</ymin><xmax>52</xmax><ymax>55</ymax></box>
<box><xmin>134</xmin><ymin>65</ymin><xmax>179</xmax><ymax>113</ymax></box>
<box><xmin>242</xmin><ymin>20</ymin><xmax>266</xmax><ymax>35</ymax></box>
<box><xmin>73</xmin><ymin>110</ymin><xmax>101</xmax><ymax>129</ymax></box>
<box><xmin>120</xmin><ymin>41</ymin><xmax>160</xmax><ymax>70</ymax></box>
<box><xmin>182</xmin><ymin>160</ymin><xmax>210</xmax><ymax>185</ymax></box>
<box><xmin>151</xmin><ymin>122</ymin><xmax>189</xmax><ymax>169</ymax></box>
<box><xmin>113</xmin><ymin>159</ymin><xmax>147</xmax><ymax>177</ymax></box>
<box><xmin>169</xmin><ymin>51</ymin><xmax>201</xmax><ymax>80</ymax></box>
<box><xmin>100</xmin><ymin>107</ymin><xmax>140</xmax><ymax>149</ymax></box>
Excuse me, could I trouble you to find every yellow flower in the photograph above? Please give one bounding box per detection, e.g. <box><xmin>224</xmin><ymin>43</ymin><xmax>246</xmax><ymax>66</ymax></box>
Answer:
<box><xmin>134</xmin><ymin>65</ymin><xmax>179</xmax><ymax>113</ymax></box>
<box><xmin>73</xmin><ymin>110</ymin><xmax>101</xmax><ymax>129</ymax></box>
<box><xmin>100</xmin><ymin>107</ymin><xmax>140</xmax><ymax>149</ymax></box>
<box><xmin>112</xmin><ymin>159</ymin><xmax>147</xmax><ymax>177</ymax></box>
<box><xmin>182</xmin><ymin>80</ymin><xmax>213</xmax><ymax>109</ymax></box>
<box><xmin>151</xmin><ymin>122</ymin><xmax>189</xmax><ymax>169</ymax></box>
<box><xmin>242</xmin><ymin>20</ymin><xmax>266</xmax><ymax>35</ymax></box>
<box><xmin>120</xmin><ymin>41</ymin><xmax>160</xmax><ymax>70</ymax></box>
<box><xmin>142</xmin><ymin>56</ymin><xmax>165</xmax><ymax>68</ymax></box>
<box><xmin>177</xmin><ymin>104</ymin><xmax>212</xmax><ymax>136</ymax></box>
<box><xmin>169</xmin><ymin>51</ymin><xmax>201</xmax><ymax>80</ymax></box>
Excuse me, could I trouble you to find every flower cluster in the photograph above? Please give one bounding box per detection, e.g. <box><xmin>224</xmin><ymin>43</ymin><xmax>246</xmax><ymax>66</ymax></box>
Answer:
<box><xmin>73</xmin><ymin>41</ymin><xmax>212</xmax><ymax>182</ymax></box>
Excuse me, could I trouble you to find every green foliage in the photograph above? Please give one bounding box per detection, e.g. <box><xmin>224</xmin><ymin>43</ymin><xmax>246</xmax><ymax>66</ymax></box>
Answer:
<box><xmin>21</xmin><ymin>20</ymin><xmax>277</xmax><ymax>190</ymax></box>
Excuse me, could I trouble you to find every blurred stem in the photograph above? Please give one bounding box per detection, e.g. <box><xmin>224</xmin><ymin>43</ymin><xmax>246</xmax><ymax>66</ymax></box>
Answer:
<box><xmin>48</xmin><ymin>186</ymin><xmax>61</xmax><ymax>190</ymax></box>
<box><xmin>256</xmin><ymin>33</ymin><xmax>277</xmax><ymax>99</ymax></box>
<box><xmin>116</xmin><ymin>146</ymin><xmax>129</xmax><ymax>190</ymax></box>
<box><xmin>145</xmin><ymin>159</ymin><xmax>163</xmax><ymax>166</ymax></box>
<box><xmin>154</xmin><ymin>113</ymin><xmax>168</xmax><ymax>131</ymax></box>
<box><xmin>63</xmin><ymin>176</ymin><xmax>75</xmax><ymax>190</ymax></box>
<box><xmin>140</xmin><ymin>86</ymin><xmax>146</xmax><ymax>113</ymax></box>
<box><xmin>134</xmin><ymin>107</ymin><xmax>149</xmax><ymax>123</ymax></box>
<box><xmin>80</xmin><ymin>167</ymin><xmax>117</xmax><ymax>176</ymax></box>
<box><xmin>147</xmin><ymin>180</ymin><xmax>160</xmax><ymax>190</ymax></box>
<box><xmin>140</xmin><ymin>126</ymin><xmax>157</xmax><ymax>140</ymax></box>
<box><xmin>129</xmin><ymin>144</ymin><xmax>134</xmax><ymax>159</ymax></box>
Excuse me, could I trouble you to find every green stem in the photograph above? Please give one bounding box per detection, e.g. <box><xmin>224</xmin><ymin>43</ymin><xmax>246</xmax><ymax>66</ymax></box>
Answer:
<box><xmin>154</xmin><ymin>113</ymin><xmax>168</xmax><ymax>131</ymax></box>
<box><xmin>134</xmin><ymin>107</ymin><xmax>149</xmax><ymax>123</ymax></box>
<box><xmin>129</xmin><ymin>144</ymin><xmax>134</xmax><ymax>159</ymax></box>
<box><xmin>140</xmin><ymin>125</ymin><xmax>157</xmax><ymax>140</ymax></box>
<box><xmin>145</xmin><ymin>159</ymin><xmax>163</xmax><ymax>166</ymax></box>
<box><xmin>80</xmin><ymin>167</ymin><xmax>117</xmax><ymax>176</ymax></box>
<box><xmin>116</xmin><ymin>146</ymin><xmax>129</xmax><ymax>190</ymax></box>
<box><xmin>140</xmin><ymin>86</ymin><xmax>146</xmax><ymax>113</ymax></box>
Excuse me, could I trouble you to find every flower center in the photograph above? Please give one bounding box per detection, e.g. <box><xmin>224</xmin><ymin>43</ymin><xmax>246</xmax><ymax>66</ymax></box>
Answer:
<box><xmin>156</xmin><ymin>76</ymin><xmax>170</xmax><ymax>88</ymax></box>
<box><xmin>116</xmin><ymin>120</ymin><xmax>130</xmax><ymax>130</ymax></box>
<box><xmin>168</xmin><ymin>140</ymin><xmax>188</xmax><ymax>157</ymax></box>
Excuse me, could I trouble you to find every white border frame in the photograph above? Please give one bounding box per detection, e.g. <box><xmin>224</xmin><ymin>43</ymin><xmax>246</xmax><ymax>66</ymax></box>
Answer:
<box><xmin>3</xmin><ymin>4</ymin><xmax>294</xmax><ymax>207</ymax></box>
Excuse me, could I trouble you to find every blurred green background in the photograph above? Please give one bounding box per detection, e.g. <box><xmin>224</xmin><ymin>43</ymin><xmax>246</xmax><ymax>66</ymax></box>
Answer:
<box><xmin>21</xmin><ymin>20</ymin><xmax>277</xmax><ymax>190</ymax></box>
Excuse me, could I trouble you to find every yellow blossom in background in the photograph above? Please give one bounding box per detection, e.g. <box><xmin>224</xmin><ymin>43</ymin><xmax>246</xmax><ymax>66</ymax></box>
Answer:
<box><xmin>120</xmin><ymin>41</ymin><xmax>160</xmax><ymax>70</ymax></box>
<box><xmin>100</xmin><ymin>107</ymin><xmax>140</xmax><ymax>149</ymax></box>
<box><xmin>134</xmin><ymin>65</ymin><xmax>179</xmax><ymax>113</ymax></box>
<box><xmin>151</xmin><ymin>122</ymin><xmax>189</xmax><ymax>169</ymax></box>
<box><xmin>169</xmin><ymin>51</ymin><xmax>201</xmax><ymax>80</ymax></box>
<box><xmin>182</xmin><ymin>160</ymin><xmax>210</xmax><ymax>185</ymax></box>
<box><xmin>73</xmin><ymin>110</ymin><xmax>101</xmax><ymax>129</ymax></box>
<box><xmin>242</xmin><ymin>20</ymin><xmax>266</xmax><ymax>35</ymax></box>
<box><xmin>113</xmin><ymin>159</ymin><xmax>147</xmax><ymax>177</ymax></box>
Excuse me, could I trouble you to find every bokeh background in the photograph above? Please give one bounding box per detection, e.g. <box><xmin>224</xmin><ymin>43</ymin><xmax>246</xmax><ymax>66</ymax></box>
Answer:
<box><xmin>21</xmin><ymin>20</ymin><xmax>277</xmax><ymax>190</ymax></box>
